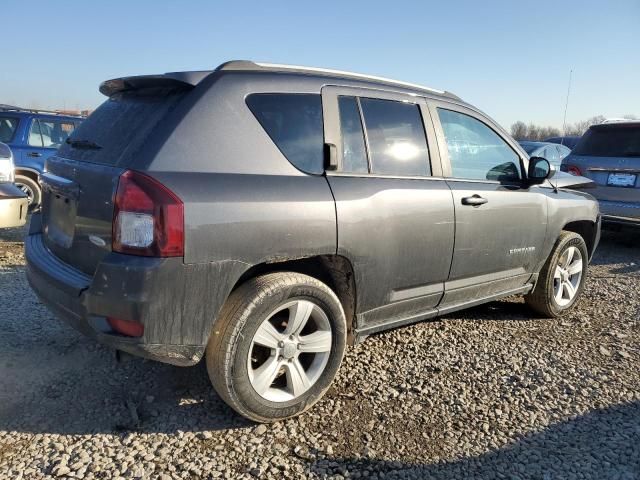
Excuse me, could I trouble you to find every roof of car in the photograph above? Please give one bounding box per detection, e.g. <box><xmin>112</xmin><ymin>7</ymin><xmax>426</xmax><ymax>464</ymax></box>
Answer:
<box><xmin>100</xmin><ymin>60</ymin><xmax>461</xmax><ymax>101</ymax></box>
<box><xmin>0</xmin><ymin>105</ymin><xmax>85</xmax><ymax>119</ymax></box>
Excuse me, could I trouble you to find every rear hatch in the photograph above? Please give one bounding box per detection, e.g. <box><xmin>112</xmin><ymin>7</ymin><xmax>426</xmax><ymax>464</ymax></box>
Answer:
<box><xmin>40</xmin><ymin>75</ymin><xmax>197</xmax><ymax>276</ymax></box>
<box><xmin>563</xmin><ymin>123</ymin><xmax>640</xmax><ymax>202</ymax></box>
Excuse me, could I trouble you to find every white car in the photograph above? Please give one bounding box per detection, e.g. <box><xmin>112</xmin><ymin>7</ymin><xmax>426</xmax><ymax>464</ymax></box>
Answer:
<box><xmin>0</xmin><ymin>142</ymin><xmax>28</xmax><ymax>228</ymax></box>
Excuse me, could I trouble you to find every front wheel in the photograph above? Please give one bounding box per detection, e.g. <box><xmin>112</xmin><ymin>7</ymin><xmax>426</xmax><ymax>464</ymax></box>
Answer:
<box><xmin>525</xmin><ymin>231</ymin><xmax>588</xmax><ymax>317</ymax></box>
<box><xmin>206</xmin><ymin>272</ymin><xmax>347</xmax><ymax>422</ymax></box>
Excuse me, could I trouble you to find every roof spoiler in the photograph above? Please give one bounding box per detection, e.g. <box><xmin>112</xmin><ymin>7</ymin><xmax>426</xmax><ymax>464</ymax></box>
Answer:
<box><xmin>99</xmin><ymin>71</ymin><xmax>213</xmax><ymax>97</ymax></box>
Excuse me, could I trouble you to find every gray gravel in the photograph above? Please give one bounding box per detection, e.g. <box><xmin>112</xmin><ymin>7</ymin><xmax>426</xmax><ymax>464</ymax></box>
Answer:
<box><xmin>1</xmin><ymin>222</ymin><xmax>639</xmax><ymax>479</ymax></box>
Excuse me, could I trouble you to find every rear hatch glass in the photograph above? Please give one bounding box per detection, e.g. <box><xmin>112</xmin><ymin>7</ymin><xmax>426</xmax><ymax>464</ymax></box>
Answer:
<box><xmin>57</xmin><ymin>90</ymin><xmax>186</xmax><ymax>167</ymax></box>
<box><xmin>42</xmin><ymin>89</ymin><xmax>188</xmax><ymax>275</ymax></box>
<box><xmin>573</xmin><ymin>125</ymin><xmax>640</xmax><ymax>158</ymax></box>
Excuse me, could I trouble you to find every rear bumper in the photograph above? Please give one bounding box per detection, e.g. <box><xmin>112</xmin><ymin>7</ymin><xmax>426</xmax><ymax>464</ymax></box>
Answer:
<box><xmin>0</xmin><ymin>183</ymin><xmax>28</xmax><ymax>228</ymax></box>
<box><xmin>598</xmin><ymin>200</ymin><xmax>640</xmax><ymax>227</ymax></box>
<box><xmin>25</xmin><ymin>218</ymin><xmax>214</xmax><ymax>366</ymax></box>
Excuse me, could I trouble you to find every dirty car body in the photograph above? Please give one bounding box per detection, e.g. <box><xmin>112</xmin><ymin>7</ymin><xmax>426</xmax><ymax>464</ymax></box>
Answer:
<box><xmin>26</xmin><ymin>62</ymin><xmax>600</xmax><ymax>369</ymax></box>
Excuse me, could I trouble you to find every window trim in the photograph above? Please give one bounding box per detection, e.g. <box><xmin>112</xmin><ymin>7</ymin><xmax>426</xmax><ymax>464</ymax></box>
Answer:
<box><xmin>427</xmin><ymin>99</ymin><xmax>529</xmax><ymax>183</ymax></box>
<box><xmin>321</xmin><ymin>85</ymin><xmax>444</xmax><ymax>178</ymax></box>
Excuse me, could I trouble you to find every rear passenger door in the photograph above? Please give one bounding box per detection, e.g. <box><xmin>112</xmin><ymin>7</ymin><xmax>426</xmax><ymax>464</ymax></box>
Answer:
<box><xmin>322</xmin><ymin>86</ymin><xmax>455</xmax><ymax>334</ymax></box>
<box><xmin>428</xmin><ymin>101</ymin><xmax>548</xmax><ymax>308</ymax></box>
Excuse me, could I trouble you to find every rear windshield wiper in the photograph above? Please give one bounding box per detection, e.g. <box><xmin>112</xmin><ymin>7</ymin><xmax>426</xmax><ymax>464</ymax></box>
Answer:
<box><xmin>65</xmin><ymin>138</ymin><xmax>102</xmax><ymax>150</ymax></box>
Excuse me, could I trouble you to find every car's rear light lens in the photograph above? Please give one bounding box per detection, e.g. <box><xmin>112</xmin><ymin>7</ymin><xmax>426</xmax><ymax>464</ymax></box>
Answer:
<box><xmin>561</xmin><ymin>164</ymin><xmax>582</xmax><ymax>176</ymax></box>
<box><xmin>107</xmin><ymin>317</ymin><xmax>145</xmax><ymax>337</ymax></box>
<box><xmin>113</xmin><ymin>170</ymin><xmax>184</xmax><ymax>257</ymax></box>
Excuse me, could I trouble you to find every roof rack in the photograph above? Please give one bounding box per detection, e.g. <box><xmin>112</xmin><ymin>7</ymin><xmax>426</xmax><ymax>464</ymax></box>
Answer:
<box><xmin>0</xmin><ymin>104</ymin><xmax>87</xmax><ymax>117</ymax></box>
<box><xmin>215</xmin><ymin>60</ymin><xmax>460</xmax><ymax>99</ymax></box>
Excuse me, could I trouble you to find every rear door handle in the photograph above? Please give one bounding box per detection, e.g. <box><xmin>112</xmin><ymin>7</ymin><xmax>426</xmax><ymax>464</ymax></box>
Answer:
<box><xmin>461</xmin><ymin>195</ymin><xmax>488</xmax><ymax>206</ymax></box>
<box><xmin>27</xmin><ymin>152</ymin><xmax>42</xmax><ymax>157</ymax></box>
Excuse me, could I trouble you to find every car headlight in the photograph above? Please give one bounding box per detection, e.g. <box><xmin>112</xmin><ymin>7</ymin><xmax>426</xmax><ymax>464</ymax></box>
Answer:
<box><xmin>0</xmin><ymin>157</ymin><xmax>15</xmax><ymax>182</ymax></box>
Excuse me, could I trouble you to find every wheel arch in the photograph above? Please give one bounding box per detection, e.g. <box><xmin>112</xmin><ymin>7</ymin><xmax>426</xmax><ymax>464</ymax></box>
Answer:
<box><xmin>229</xmin><ymin>254</ymin><xmax>358</xmax><ymax>345</ymax></box>
<box><xmin>562</xmin><ymin>219</ymin><xmax>598</xmax><ymax>260</ymax></box>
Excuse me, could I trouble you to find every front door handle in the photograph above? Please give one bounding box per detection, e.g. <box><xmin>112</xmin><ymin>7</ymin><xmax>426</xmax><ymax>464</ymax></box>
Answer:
<box><xmin>461</xmin><ymin>195</ymin><xmax>488</xmax><ymax>206</ymax></box>
<box><xmin>27</xmin><ymin>152</ymin><xmax>42</xmax><ymax>157</ymax></box>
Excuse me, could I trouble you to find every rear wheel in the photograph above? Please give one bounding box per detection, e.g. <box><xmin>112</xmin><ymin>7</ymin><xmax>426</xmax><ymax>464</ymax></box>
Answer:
<box><xmin>206</xmin><ymin>272</ymin><xmax>347</xmax><ymax>422</ymax></box>
<box><xmin>14</xmin><ymin>174</ymin><xmax>41</xmax><ymax>211</ymax></box>
<box><xmin>525</xmin><ymin>231</ymin><xmax>588</xmax><ymax>317</ymax></box>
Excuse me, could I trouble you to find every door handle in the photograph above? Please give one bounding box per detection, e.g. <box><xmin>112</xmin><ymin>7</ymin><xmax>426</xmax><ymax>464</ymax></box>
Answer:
<box><xmin>461</xmin><ymin>195</ymin><xmax>488</xmax><ymax>206</ymax></box>
<box><xmin>27</xmin><ymin>152</ymin><xmax>42</xmax><ymax>157</ymax></box>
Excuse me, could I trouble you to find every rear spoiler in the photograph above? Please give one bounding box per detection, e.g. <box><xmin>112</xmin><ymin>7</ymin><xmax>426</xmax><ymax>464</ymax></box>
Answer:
<box><xmin>99</xmin><ymin>71</ymin><xmax>213</xmax><ymax>97</ymax></box>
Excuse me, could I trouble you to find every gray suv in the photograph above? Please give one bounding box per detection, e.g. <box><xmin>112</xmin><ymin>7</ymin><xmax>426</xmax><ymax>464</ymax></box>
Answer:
<box><xmin>26</xmin><ymin>61</ymin><xmax>600</xmax><ymax>422</ymax></box>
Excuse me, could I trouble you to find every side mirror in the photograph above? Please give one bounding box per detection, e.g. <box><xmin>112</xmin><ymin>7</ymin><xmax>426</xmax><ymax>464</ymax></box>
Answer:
<box><xmin>527</xmin><ymin>156</ymin><xmax>555</xmax><ymax>184</ymax></box>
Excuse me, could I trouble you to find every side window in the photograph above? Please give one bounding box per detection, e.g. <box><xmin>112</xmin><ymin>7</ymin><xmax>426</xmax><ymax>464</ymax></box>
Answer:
<box><xmin>28</xmin><ymin>120</ymin><xmax>44</xmax><ymax>147</ymax></box>
<box><xmin>246</xmin><ymin>93</ymin><xmax>324</xmax><ymax>174</ymax></box>
<box><xmin>40</xmin><ymin>120</ymin><xmax>76</xmax><ymax>147</ymax></box>
<box><xmin>0</xmin><ymin>117</ymin><xmax>19</xmax><ymax>143</ymax></box>
<box><xmin>337</xmin><ymin>96</ymin><xmax>368</xmax><ymax>173</ymax></box>
<box><xmin>359</xmin><ymin>98</ymin><xmax>430</xmax><ymax>176</ymax></box>
<box><xmin>437</xmin><ymin>108</ymin><xmax>521</xmax><ymax>181</ymax></box>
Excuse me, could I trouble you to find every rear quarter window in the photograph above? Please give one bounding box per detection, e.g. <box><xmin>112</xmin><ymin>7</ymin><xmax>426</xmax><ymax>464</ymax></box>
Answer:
<box><xmin>0</xmin><ymin>117</ymin><xmax>19</xmax><ymax>143</ymax></box>
<box><xmin>246</xmin><ymin>93</ymin><xmax>324</xmax><ymax>174</ymax></box>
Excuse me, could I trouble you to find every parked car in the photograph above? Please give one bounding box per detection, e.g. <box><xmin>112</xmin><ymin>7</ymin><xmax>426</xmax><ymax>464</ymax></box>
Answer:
<box><xmin>562</xmin><ymin>121</ymin><xmax>640</xmax><ymax>227</ymax></box>
<box><xmin>545</xmin><ymin>136</ymin><xmax>582</xmax><ymax>150</ymax></box>
<box><xmin>26</xmin><ymin>61</ymin><xmax>601</xmax><ymax>422</ymax></box>
<box><xmin>0</xmin><ymin>142</ymin><xmax>28</xmax><ymax>228</ymax></box>
<box><xmin>519</xmin><ymin>141</ymin><xmax>571</xmax><ymax>168</ymax></box>
<box><xmin>0</xmin><ymin>105</ymin><xmax>84</xmax><ymax>210</ymax></box>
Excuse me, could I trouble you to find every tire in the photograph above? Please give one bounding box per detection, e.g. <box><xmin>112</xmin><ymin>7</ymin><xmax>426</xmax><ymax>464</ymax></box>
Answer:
<box><xmin>525</xmin><ymin>231</ymin><xmax>588</xmax><ymax>317</ymax></box>
<box><xmin>206</xmin><ymin>272</ymin><xmax>347</xmax><ymax>423</ymax></box>
<box><xmin>14</xmin><ymin>174</ymin><xmax>41</xmax><ymax>211</ymax></box>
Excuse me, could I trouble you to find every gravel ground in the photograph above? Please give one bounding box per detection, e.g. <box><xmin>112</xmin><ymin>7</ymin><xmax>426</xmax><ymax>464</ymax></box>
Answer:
<box><xmin>0</xmin><ymin>222</ymin><xmax>639</xmax><ymax>479</ymax></box>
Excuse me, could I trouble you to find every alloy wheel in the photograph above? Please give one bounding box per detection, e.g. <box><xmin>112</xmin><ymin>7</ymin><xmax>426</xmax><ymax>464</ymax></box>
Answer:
<box><xmin>247</xmin><ymin>299</ymin><xmax>332</xmax><ymax>402</ymax></box>
<box><xmin>16</xmin><ymin>182</ymin><xmax>35</xmax><ymax>205</ymax></box>
<box><xmin>553</xmin><ymin>246</ymin><xmax>583</xmax><ymax>307</ymax></box>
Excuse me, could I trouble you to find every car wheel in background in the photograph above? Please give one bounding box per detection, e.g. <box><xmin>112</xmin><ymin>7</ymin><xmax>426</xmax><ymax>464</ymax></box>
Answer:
<box><xmin>14</xmin><ymin>174</ymin><xmax>41</xmax><ymax>211</ymax></box>
<box><xmin>206</xmin><ymin>272</ymin><xmax>347</xmax><ymax>423</ymax></box>
<box><xmin>525</xmin><ymin>231</ymin><xmax>588</xmax><ymax>317</ymax></box>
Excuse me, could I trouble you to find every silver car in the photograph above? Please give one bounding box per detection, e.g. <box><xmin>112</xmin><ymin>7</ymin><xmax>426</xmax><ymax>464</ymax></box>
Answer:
<box><xmin>0</xmin><ymin>142</ymin><xmax>28</xmax><ymax>228</ymax></box>
<box><xmin>562</xmin><ymin>122</ymin><xmax>640</xmax><ymax>227</ymax></box>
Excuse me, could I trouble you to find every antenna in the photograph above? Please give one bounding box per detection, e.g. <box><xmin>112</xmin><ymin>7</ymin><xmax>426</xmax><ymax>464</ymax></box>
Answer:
<box><xmin>561</xmin><ymin>69</ymin><xmax>573</xmax><ymax>144</ymax></box>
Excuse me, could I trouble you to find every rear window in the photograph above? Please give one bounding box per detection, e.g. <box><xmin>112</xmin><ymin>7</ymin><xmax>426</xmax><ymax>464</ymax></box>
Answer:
<box><xmin>573</xmin><ymin>125</ymin><xmax>640</xmax><ymax>157</ymax></box>
<box><xmin>57</xmin><ymin>91</ymin><xmax>186</xmax><ymax>166</ymax></box>
<box><xmin>246</xmin><ymin>94</ymin><xmax>324</xmax><ymax>174</ymax></box>
<box><xmin>0</xmin><ymin>117</ymin><xmax>19</xmax><ymax>143</ymax></box>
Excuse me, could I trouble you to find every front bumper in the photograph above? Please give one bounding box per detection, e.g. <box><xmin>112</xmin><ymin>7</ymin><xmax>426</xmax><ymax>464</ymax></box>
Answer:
<box><xmin>25</xmin><ymin>217</ymin><xmax>216</xmax><ymax>366</ymax></box>
<box><xmin>0</xmin><ymin>183</ymin><xmax>28</xmax><ymax>228</ymax></box>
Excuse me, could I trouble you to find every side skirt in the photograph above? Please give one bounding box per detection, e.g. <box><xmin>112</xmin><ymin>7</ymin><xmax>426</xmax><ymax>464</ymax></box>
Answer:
<box><xmin>353</xmin><ymin>283</ymin><xmax>534</xmax><ymax>344</ymax></box>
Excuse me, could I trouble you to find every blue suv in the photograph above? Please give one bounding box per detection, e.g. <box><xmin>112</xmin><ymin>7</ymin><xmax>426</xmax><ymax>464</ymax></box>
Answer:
<box><xmin>0</xmin><ymin>105</ymin><xmax>84</xmax><ymax>209</ymax></box>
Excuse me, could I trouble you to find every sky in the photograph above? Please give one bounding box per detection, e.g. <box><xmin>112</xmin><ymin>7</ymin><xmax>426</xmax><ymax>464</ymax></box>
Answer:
<box><xmin>1</xmin><ymin>0</ymin><xmax>639</xmax><ymax>130</ymax></box>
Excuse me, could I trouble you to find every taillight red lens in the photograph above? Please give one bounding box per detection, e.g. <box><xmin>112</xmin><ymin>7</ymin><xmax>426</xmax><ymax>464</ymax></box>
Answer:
<box><xmin>566</xmin><ymin>165</ymin><xmax>582</xmax><ymax>176</ymax></box>
<box><xmin>112</xmin><ymin>170</ymin><xmax>184</xmax><ymax>257</ymax></box>
<box><xmin>107</xmin><ymin>317</ymin><xmax>145</xmax><ymax>337</ymax></box>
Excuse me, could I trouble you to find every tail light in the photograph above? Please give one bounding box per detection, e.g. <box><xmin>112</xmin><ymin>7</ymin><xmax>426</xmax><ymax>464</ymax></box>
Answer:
<box><xmin>113</xmin><ymin>170</ymin><xmax>184</xmax><ymax>257</ymax></box>
<box><xmin>107</xmin><ymin>317</ymin><xmax>144</xmax><ymax>337</ymax></box>
<box><xmin>561</xmin><ymin>164</ymin><xmax>582</xmax><ymax>176</ymax></box>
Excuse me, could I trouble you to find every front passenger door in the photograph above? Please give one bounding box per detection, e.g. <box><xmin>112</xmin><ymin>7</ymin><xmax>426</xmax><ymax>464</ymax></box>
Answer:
<box><xmin>430</xmin><ymin>102</ymin><xmax>548</xmax><ymax>308</ymax></box>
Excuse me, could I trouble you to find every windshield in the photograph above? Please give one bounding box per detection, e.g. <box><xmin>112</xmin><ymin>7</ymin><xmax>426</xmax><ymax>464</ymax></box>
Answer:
<box><xmin>573</xmin><ymin>125</ymin><xmax>640</xmax><ymax>157</ymax></box>
<box><xmin>0</xmin><ymin>117</ymin><xmax>19</xmax><ymax>143</ymax></box>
